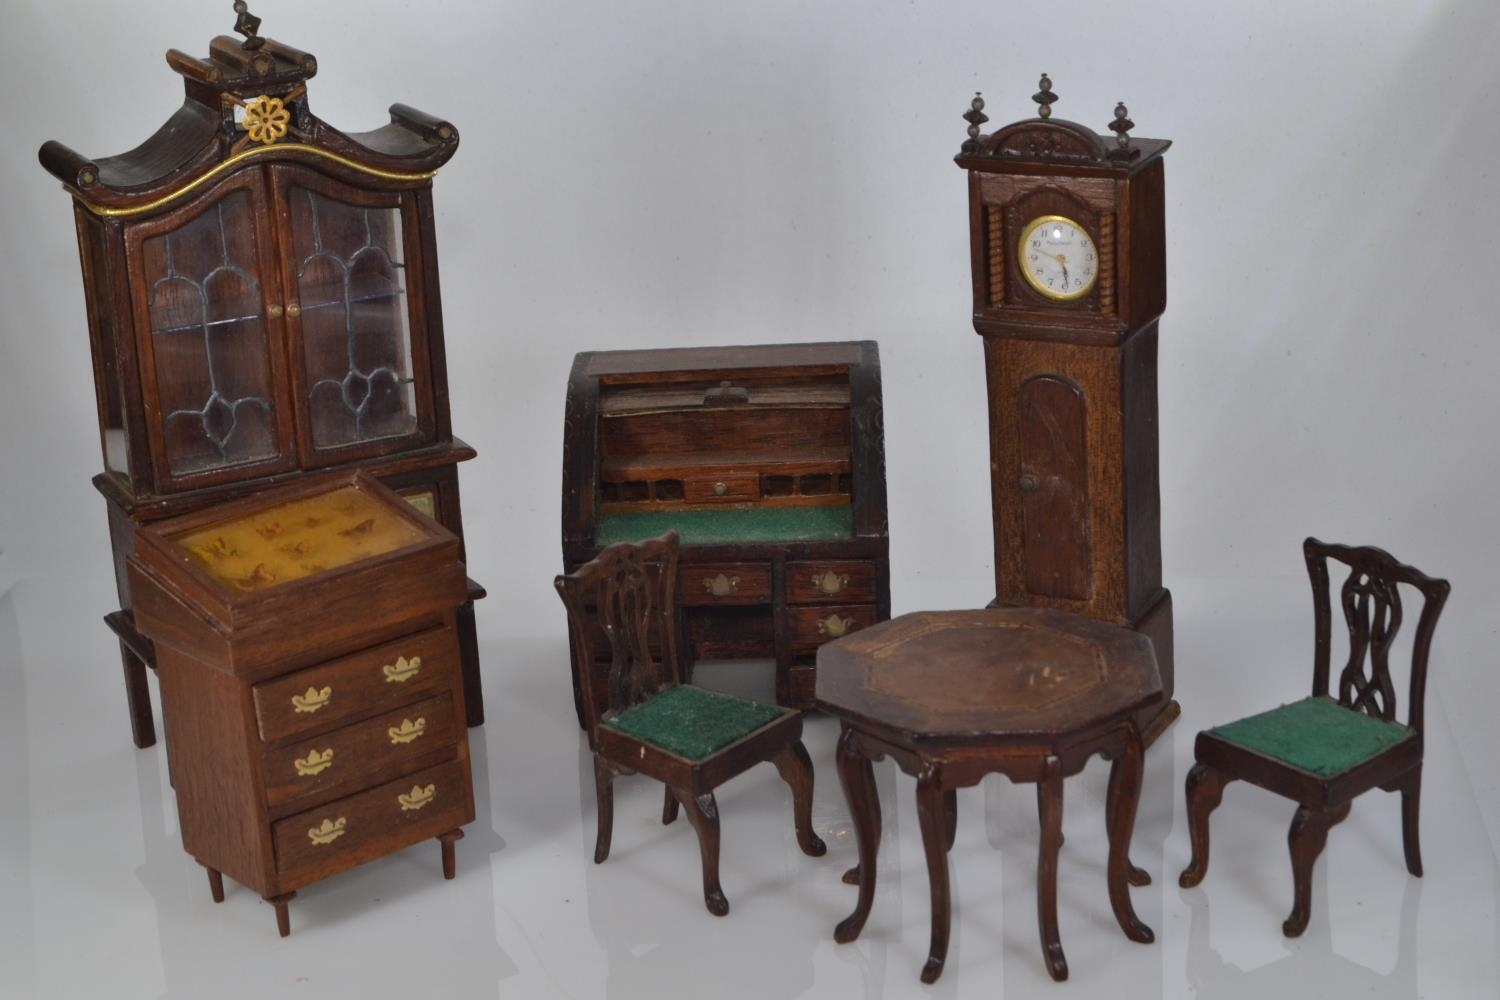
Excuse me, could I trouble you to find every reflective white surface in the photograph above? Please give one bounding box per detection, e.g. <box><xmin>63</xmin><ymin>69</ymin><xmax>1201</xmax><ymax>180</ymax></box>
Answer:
<box><xmin>1</xmin><ymin>574</ymin><xmax>1496</xmax><ymax>999</ymax></box>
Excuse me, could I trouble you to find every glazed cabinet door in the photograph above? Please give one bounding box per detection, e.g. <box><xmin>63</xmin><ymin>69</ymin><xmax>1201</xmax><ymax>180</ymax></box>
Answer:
<box><xmin>126</xmin><ymin>170</ymin><xmax>298</xmax><ymax>492</ymax></box>
<box><xmin>269</xmin><ymin>166</ymin><xmax>435</xmax><ymax>468</ymax></box>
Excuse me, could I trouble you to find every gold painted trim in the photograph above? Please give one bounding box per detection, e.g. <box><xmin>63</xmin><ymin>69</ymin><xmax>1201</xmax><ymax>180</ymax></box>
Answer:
<box><xmin>1016</xmin><ymin>214</ymin><xmax>1099</xmax><ymax>303</ymax></box>
<box><xmin>398</xmin><ymin>784</ymin><xmax>436</xmax><ymax>812</ymax></box>
<box><xmin>382</xmin><ymin>655</ymin><xmax>422</xmax><ymax>683</ymax></box>
<box><xmin>388</xmin><ymin>718</ymin><xmax>427</xmax><ymax>745</ymax></box>
<box><xmin>294</xmin><ymin>748</ymin><xmax>334</xmax><ymax>776</ymax></box>
<box><xmin>291</xmin><ymin>685</ymin><xmax>332</xmax><ymax>714</ymax></box>
<box><xmin>308</xmin><ymin>817</ymin><xmax>347</xmax><ymax>845</ymax></box>
<box><xmin>70</xmin><ymin>143</ymin><xmax>440</xmax><ymax>219</ymax></box>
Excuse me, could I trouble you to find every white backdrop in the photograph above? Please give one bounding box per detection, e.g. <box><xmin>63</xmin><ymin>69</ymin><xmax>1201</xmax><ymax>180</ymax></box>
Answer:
<box><xmin>4</xmin><ymin>1</ymin><xmax>1497</xmax><ymax>818</ymax></box>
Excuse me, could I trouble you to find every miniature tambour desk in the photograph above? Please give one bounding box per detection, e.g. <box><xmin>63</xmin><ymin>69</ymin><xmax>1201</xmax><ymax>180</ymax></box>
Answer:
<box><xmin>37</xmin><ymin>4</ymin><xmax>486</xmax><ymax>750</ymax></box>
<box><xmin>561</xmin><ymin>343</ymin><xmax>891</xmax><ymax>721</ymax></box>
<box><xmin>127</xmin><ymin>472</ymin><xmax>475</xmax><ymax>936</ymax></box>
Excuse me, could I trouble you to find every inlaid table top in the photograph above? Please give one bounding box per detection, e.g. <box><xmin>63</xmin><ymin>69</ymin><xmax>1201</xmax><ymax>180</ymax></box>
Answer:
<box><xmin>816</xmin><ymin>607</ymin><xmax>1162</xmax><ymax>740</ymax></box>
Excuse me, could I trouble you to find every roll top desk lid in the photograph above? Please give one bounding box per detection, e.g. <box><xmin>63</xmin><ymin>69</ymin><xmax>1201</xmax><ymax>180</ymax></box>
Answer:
<box><xmin>38</xmin><ymin>4</ymin><xmax>459</xmax><ymax>217</ymax></box>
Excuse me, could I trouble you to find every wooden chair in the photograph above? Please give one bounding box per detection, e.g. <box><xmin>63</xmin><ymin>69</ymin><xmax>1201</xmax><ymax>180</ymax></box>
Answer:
<box><xmin>555</xmin><ymin>531</ymin><xmax>826</xmax><ymax>915</ymax></box>
<box><xmin>1179</xmin><ymin>538</ymin><xmax>1450</xmax><ymax>936</ymax></box>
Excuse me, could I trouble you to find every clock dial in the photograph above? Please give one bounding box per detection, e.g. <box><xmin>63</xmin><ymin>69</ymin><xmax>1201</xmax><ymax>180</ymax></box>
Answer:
<box><xmin>1018</xmin><ymin>215</ymin><xmax>1098</xmax><ymax>302</ymax></box>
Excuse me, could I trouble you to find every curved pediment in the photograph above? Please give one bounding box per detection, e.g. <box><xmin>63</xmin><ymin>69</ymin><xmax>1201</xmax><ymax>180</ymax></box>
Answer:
<box><xmin>973</xmin><ymin>118</ymin><xmax>1111</xmax><ymax>165</ymax></box>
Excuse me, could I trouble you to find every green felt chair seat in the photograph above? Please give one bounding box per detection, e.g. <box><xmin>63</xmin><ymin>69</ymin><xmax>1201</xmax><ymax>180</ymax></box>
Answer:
<box><xmin>603</xmin><ymin>685</ymin><xmax>790</xmax><ymax>762</ymax></box>
<box><xmin>1209</xmin><ymin>696</ymin><xmax>1414</xmax><ymax>778</ymax></box>
<box><xmin>596</xmin><ymin>506</ymin><xmax>853</xmax><ymax>546</ymax></box>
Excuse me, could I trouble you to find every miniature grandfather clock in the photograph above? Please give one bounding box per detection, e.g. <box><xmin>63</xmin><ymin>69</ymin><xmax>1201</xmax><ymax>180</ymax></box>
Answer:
<box><xmin>39</xmin><ymin>4</ymin><xmax>486</xmax><ymax>746</ymax></box>
<box><xmin>954</xmin><ymin>76</ymin><xmax>1177</xmax><ymax>742</ymax></box>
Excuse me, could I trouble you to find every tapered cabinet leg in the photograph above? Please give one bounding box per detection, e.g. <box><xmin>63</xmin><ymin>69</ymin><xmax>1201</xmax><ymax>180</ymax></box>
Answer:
<box><xmin>675</xmin><ymin>789</ymin><xmax>728</xmax><ymax>916</ymax></box>
<box><xmin>914</xmin><ymin>772</ymin><xmax>952</xmax><ymax>984</ymax></box>
<box><xmin>1283</xmin><ymin>802</ymin><xmax>1349</xmax><ymax>937</ymax></box>
<box><xmin>1036</xmin><ymin>756</ymin><xmax>1068</xmax><ymax>982</ymax></box>
<box><xmin>835</xmin><ymin>725</ymin><xmax>880</xmax><ymax>940</ymax></box>
<box><xmin>592</xmin><ymin>756</ymin><xmax>616</xmax><ymax>864</ymax></box>
<box><xmin>1104</xmin><ymin>727</ymin><xmax>1154</xmax><ymax>943</ymax></box>
<box><xmin>121</xmin><ymin>643</ymin><xmax>156</xmax><ymax>749</ymax></box>
<box><xmin>439</xmin><ymin>828</ymin><xmax>465</xmax><ymax>879</ymax></box>
<box><xmin>204</xmin><ymin>866</ymin><xmax>224</xmax><ymax>903</ymax></box>
<box><xmin>772</xmin><ymin>741</ymin><xmax>827</xmax><ymax>857</ymax></box>
<box><xmin>1399</xmin><ymin>770</ymin><xmax>1423</xmax><ymax>877</ymax></box>
<box><xmin>267</xmin><ymin>892</ymin><xmax>296</xmax><ymax>938</ymax></box>
<box><xmin>1179</xmin><ymin>763</ymin><xmax>1233</xmax><ymax>888</ymax></box>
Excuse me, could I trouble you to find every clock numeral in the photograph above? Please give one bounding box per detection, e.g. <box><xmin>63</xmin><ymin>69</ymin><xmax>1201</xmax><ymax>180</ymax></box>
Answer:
<box><xmin>1074</xmin><ymin>278</ymin><xmax>1083</xmax><ymax>288</ymax></box>
<box><xmin>1031</xmin><ymin>240</ymin><xmax>1041</xmax><ymax>249</ymax></box>
<box><xmin>1085</xmin><ymin>253</ymin><xmax>1094</xmax><ymax>262</ymax></box>
<box><xmin>1029</xmin><ymin>254</ymin><xmax>1038</xmax><ymax>262</ymax></box>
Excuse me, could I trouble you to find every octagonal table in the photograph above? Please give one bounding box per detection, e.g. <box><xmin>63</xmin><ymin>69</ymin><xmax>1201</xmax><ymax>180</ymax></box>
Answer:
<box><xmin>816</xmin><ymin>607</ymin><xmax>1163</xmax><ymax>983</ymax></box>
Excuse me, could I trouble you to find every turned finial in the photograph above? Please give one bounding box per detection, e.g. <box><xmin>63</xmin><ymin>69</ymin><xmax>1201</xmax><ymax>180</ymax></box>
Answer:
<box><xmin>1032</xmin><ymin>73</ymin><xmax>1057</xmax><ymax>119</ymax></box>
<box><xmin>233</xmin><ymin>1</ymin><xmax>265</xmax><ymax>51</ymax></box>
<box><xmin>1108</xmin><ymin>102</ymin><xmax>1134</xmax><ymax>148</ymax></box>
<box><xmin>961</xmin><ymin>92</ymin><xmax>989</xmax><ymax>153</ymax></box>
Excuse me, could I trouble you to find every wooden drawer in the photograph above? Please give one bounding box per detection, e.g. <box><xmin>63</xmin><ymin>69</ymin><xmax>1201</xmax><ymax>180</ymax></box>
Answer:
<box><xmin>253</xmin><ymin>626</ymin><xmax>457</xmax><ymax>743</ymax></box>
<box><xmin>261</xmin><ymin>693</ymin><xmax>459</xmax><ymax>811</ymax></box>
<box><xmin>789</xmin><ymin>604</ymin><xmax>879</xmax><ymax>653</ymax></box>
<box><xmin>786</xmin><ymin>560</ymin><xmax>878</xmax><ymax>604</ymax></box>
<box><xmin>678</xmin><ymin>563</ymin><xmax>773</xmax><ymax>606</ymax></box>
<box><xmin>684</xmin><ymin>473</ymin><xmax>759</xmax><ymax>503</ymax></box>
<box><xmin>273</xmin><ymin>758</ymin><xmax>472</xmax><ymax>882</ymax></box>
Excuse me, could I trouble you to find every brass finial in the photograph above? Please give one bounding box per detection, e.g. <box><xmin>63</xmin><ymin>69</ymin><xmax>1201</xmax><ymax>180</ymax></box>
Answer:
<box><xmin>233</xmin><ymin>1</ymin><xmax>265</xmax><ymax>51</ymax></box>
<box><xmin>961</xmin><ymin>92</ymin><xmax>989</xmax><ymax>153</ymax></box>
<box><xmin>1108</xmin><ymin>102</ymin><xmax>1134</xmax><ymax>148</ymax></box>
<box><xmin>1032</xmin><ymin>73</ymin><xmax>1057</xmax><ymax>119</ymax></box>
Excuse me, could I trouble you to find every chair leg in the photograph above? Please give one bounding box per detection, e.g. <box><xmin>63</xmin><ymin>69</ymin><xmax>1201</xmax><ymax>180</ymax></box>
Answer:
<box><xmin>661</xmin><ymin>786</ymin><xmax>679</xmax><ymax>825</ymax></box>
<box><xmin>121</xmin><ymin>642</ymin><xmax>156</xmax><ymax>750</ymax></box>
<box><xmin>1284</xmin><ymin>802</ymin><xmax>1350</xmax><ymax>937</ymax></box>
<box><xmin>771</xmin><ymin>741</ymin><xmax>827</xmax><ymax>857</ymax></box>
<box><xmin>1179</xmin><ymin>763</ymin><xmax>1234</xmax><ymax>888</ymax></box>
<box><xmin>592</xmin><ymin>755</ymin><xmax>616</xmax><ymax>864</ymax></box>
<box><xmin>1400</xmin><ymin>770</ymin><xmax>1423</xmax><ymax>877</ymax></box>
<box><xmin>943</xmin><ymin>789</ymin><xmax>958</xmax><ymax>852</ymax></box>
<box><xmin>914</xmin><ymin>773</ymin><xmax>953</xmax><ymax>984</ymax></box>
<box><xmin>674</xmin><ymin>789</ymin><xmax>729</xmax><ymax>916</ymax></box>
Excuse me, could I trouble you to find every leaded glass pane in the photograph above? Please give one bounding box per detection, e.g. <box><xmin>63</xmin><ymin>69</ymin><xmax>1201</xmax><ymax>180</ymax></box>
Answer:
<box><xmin>288</xmin><ymin>189</ymin><xmax>417</xmax><ymax>451</ymax></box>
<box><xmin>141</xmin><ymin>190</ymin><xmax>279</xmax><ymax>477</ymax></box>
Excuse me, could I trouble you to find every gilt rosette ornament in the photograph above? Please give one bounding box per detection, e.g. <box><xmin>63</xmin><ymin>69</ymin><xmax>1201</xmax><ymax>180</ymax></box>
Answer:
<box><xmin>242</xmin><ymin>95</ymin><xmax>290</xmax><ymax>145</ymax></box>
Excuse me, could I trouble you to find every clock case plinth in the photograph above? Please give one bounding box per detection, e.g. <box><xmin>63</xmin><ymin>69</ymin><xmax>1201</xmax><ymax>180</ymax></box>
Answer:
<box><xmin>957</xmin><ymin>112</ymin><xmax>1177</xmax><ymax>745</ymax></box>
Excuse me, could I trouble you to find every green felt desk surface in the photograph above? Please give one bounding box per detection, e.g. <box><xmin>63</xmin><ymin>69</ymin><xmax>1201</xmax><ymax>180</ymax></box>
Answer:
<box><xmin>1209</xmin><ymin>696</ymin><xmax>1414</xmax><ymax>777</ymax></box>
<box><xmin>604</xmin><ymin>685</ymin><xmax>789</xmax><ymax>761</ymax></box>
<box><xmin>596</xmin><ymin>506</ymin><xmax>853</xmax><ymax>546</ymax></box>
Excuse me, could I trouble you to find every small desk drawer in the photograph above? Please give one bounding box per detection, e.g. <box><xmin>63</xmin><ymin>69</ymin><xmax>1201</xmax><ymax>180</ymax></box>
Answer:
<box><xmin>789</xmin><ymin>604</ymin><xmax>878</xmax><ymax>653</ymax></box>
<box><xmin>786</xmin><ymin>560</ymin><xmax>878</xmax><ymax>604</ymax></box>
<box><xmin>262</xmin><ymin>693</ymin><xmax>459</xmax><ymax>810</ymax></box>
<box><xmin>684</xmin><ymin>474</ymin><xmax>759</xmax><ymax>503</ymax></box>
<box><xmin>679</xmin><ymin>563</ymin><xmax>773</xmax><ymax>606</ymax></box>
<box><xmin>253</xmin><ymin>627</ymin><xmax>457</xmax><ymax>743</ymax></box>
<box><xmin>272</xmin><ymin>758</ymin><xmax>470</xmax><ymax>880</ymax></box>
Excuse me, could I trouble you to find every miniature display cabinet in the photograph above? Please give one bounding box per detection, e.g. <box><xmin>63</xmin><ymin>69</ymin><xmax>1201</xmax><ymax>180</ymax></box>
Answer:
<box><xmin>561</xmin><ymin>343</ymin><xmax>890</xmax><ymax>721</ymax></box>
<box><xmin>38</xmin><ymin>3</ymin><xmax>486</xmax><ymax>748</ymax></box>
<box><xmin>127</xmin><ymin>471</ymin><xmax>475</xmax><ymax>936</ymax></box>
<box><xmin>954</xmin><ymin>77</ymin><xmax>1177</xmax><ymax>743</ymax></box>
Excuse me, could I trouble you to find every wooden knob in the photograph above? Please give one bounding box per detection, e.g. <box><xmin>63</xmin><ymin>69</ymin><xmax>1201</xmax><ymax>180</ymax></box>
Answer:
<box><xmin>1019</xmin><ymin>474</ymin><xmax>1038</xmax><ymax>494</ymax></box>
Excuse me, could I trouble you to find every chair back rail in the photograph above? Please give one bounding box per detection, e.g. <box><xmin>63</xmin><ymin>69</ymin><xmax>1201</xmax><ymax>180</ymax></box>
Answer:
<box><xmin>556</xmin><ymin>531</ymin><xmax>682</xmax><ymax>736</ymax></box>
<box><xmin>1304</xmin><ymin>537</ymin><xmax>1450</xmax><ymax>733</ymax></box>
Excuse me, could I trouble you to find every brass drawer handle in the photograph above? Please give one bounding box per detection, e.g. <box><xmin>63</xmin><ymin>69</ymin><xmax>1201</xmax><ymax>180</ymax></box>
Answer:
<box><xmin>291</xmin><ymin>686</ymin><xmax>332</xmax><ymax>714</ymax></box>
<box><xmin>713</xmin><ymin>481</ymin><xmax>728</xmax><ymax>496</ymax></box>
<box><xmin>703</xmin><ymin>573</ymin><xmax>740</xmax><ymax>597</ymax></box>
<box><xmin>812</xmin><ymin>570</ymin><xmax>850</xmax><ymax>596</ymax></box>
<box><xmin>817</xmin><ymin>615</ymin><xmax>857</xmax><ymax>639</ymax></box>
<box><xmin>266</xmin><ymin>303</ymin><xmax>284</xmax><ymax>319</ymax></box>
<box><xmin>382</xmin><ymin>655</ymin><xmax>423</xmax><ymax>683</ymax></box>
<box><xmin>294</xmin><ymin>748</ymin><xmax>334</xmax><ymax>777</ymax></box>
<box><xmin>308</xmin><ymin>817</ymin><xmax>347</xmax><ymax>845</ymax></box>
<box><xmin>388</xmin><ymin>718</ymin><xmax>427</xmax><ymax>745</ymax></box>
<box><xmin>398</xmin><ymin>784</ymin><xmax>436</xmax><ymax>812</ymax></box>
<box><xmin>285</xmin><ymin>302</ymin><xmax>302</xmax><ymax>318</ymax></box>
